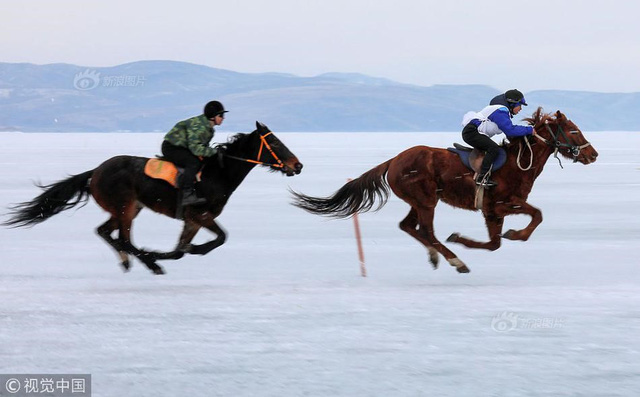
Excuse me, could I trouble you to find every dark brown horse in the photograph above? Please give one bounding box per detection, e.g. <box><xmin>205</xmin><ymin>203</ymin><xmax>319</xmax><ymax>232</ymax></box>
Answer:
<box><xmin>4</xmin><ymin>122</ymin><xmax>303</xmax><ymax>275</ymax></box>
<box><xmin>292</xmin><ymin>108</ymin><xmax>598</xmax><ymax>273</ymax></box>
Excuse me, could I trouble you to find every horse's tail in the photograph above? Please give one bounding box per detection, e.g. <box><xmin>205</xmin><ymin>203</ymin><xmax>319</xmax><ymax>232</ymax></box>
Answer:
<box><xmin>3</xmin><ymin>170</ymin><xmax>94</xmax><ymax>228</ymax></box>
<box><xmin>291</xmin><ymin>160</ymin><xmax>392</xmax><ymax>219</ymax></box>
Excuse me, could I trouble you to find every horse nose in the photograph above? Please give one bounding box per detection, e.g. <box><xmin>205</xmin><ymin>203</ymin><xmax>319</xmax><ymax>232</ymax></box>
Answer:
<box><xmin>295</xmin><ymin>162</ymin><xmax>303</xmax><ymax>173</ymax></box>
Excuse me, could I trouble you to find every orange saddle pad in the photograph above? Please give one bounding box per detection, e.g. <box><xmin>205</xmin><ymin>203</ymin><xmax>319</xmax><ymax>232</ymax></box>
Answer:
<box><xmin>144</xmin><ymin>158</ymin><xmax>180</xmax><ymax>188</ymax></box>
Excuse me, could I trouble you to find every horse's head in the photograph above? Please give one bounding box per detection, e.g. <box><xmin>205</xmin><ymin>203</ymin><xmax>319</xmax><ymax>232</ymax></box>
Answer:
<box><xmin>524</xmin><ymin>107</ymin><xmax>598</xmax><ymax>165</ymax></box>
<box><xmin>254</xmin><ymin>121</ymin><xmax>303</xmax><ymax>176</ymax></box>
<box><xmin>218</xmin><ymin>121</ymin><xmax>303</xmax><ymax>176</ymax></box>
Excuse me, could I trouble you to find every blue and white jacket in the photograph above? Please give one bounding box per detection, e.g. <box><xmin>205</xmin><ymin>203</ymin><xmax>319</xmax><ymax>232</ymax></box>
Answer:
<box><xmin>462</xmin><ymin>105</ymin><xmax>533</xmax><ymax>138</ymax></box>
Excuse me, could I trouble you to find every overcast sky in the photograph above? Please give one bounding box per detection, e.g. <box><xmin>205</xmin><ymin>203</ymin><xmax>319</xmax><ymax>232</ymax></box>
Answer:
<box><xmin>2</xmin><ymin>0</ymin><xmax>639</xmax><ymax>93</ymax></box>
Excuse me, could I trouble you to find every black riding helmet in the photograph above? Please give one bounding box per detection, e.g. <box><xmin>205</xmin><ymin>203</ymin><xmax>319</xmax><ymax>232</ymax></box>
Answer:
<box><xmin>204</xmin><ymin>101</ymin><xmax>228</xmax><ymax>119</ymax></box>
<box><xmin>505</xmin><ymin>89</ymin><xmax>527</xmax><ymax>107</ymax></box>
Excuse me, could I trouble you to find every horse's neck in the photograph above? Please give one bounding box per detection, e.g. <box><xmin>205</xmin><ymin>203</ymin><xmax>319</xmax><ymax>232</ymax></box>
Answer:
<box><xmin>530</xmin><ymin>137</ymin><xmax>556</xmax><ymax>177</ymax></box>
<box><xmin>216</xmin><ymin>137</ymin><xmax>261</xmax><ymax>191</ymax></box>
<box><xmin>221</xmin><ymin>158</ymin><xmax>256</xmax><ymax>190</ymax></box>
<box><xmin>505</xmin><ymin>138</ymin><xmax>555</xmax><ymax>187</ymax></box>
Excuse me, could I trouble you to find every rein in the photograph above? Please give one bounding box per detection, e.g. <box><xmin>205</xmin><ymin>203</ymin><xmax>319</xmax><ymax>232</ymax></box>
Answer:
<box><xmin>223</xmin><ymin>132</ymin><xmax>285</xmax><ymax>169</ymax></box>
<box><xmin>516</xmin><ymin>138</ymin><xmax>534</xmax><ymax>171</ymax></box>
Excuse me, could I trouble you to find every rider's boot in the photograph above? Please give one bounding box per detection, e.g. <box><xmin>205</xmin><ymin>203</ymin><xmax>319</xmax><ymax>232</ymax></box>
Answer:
<box><xmin>181</xmin><ymin>189</ymin><xmax>206</xmax><ymax>206</ymax></box>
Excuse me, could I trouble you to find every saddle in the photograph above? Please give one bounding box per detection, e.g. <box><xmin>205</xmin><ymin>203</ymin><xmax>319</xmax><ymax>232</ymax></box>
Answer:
<box><xmin>144</xmin><ymin>158</ymin><xmax>203</xmax><ymax>189</ymax></box>
<box><xmin>447</xmin><ymin>143</ymin><xmax>507</xmax><ymax>174</ymax></box>
<box><xmin>144</xmin><ymin>158</ymin><xmax>183</xmax><ymax>188</ymax></box>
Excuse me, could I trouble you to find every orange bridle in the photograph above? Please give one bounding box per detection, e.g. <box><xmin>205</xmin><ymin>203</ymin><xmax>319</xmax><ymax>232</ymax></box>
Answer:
<box><xmin>223</xmin><ymin>132</ymin><xmax>285</xmax><ymax>169</ymax></box>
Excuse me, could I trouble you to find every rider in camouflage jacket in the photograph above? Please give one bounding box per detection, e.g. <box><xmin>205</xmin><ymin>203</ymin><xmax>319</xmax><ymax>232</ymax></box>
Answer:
<box><xmin>163</xmin><ymin>114</ymin><xmax>217</xmax><ymax>158</ymax></box>
<box><xmin>161</xmin><ymin>101</ymin><xmax>228</xmax><ymax>207</ymax></box>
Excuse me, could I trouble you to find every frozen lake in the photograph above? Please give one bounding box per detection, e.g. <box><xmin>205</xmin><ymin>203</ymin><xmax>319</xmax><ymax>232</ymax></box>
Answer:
<box><xmin>0</xmin><ymin>130</ymin><xmax>638</xmax><ymax>396</ymax></box>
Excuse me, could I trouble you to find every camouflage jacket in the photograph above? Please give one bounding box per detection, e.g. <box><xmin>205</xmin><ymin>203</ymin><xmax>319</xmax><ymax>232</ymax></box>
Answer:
<box><xmin>163</xmin><ymin>114</ymin><xmax>216</xmax><ymax>157</ymax></box>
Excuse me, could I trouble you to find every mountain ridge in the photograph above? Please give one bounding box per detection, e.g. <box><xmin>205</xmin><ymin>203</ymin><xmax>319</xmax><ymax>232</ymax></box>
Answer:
<box><xmin>1</xmin><ymin>60</ymin><xmax>638</xmax><ymax>132</ymax></box>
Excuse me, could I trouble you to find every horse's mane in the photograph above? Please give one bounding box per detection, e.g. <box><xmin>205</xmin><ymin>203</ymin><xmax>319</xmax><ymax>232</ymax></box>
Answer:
<box><xmin>203</xmin><ymin>129</ymin><xmax>268</xmax><ymax>172</ymax></box>
<box><xmin>216</xmin><ymin>130</ymin><xmax>255</xmax><ymax>152</ymax></box>
<box><xmin>522</xmin><ymin>106</ymin><xmax>553</xmax><ymax>129</ymax></box>
<box><xmin>501</xmin><ymin>107</ymin><xmax>552</xmax><ymax>149</ymax></box>
<box><xmin>200</xmin><ymin>131</ymin><xmax>256</xmax><ymax>170</ymax></box>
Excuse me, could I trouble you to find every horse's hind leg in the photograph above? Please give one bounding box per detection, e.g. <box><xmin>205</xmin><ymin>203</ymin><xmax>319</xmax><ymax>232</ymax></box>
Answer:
<box><xmin>116</xmin><ymin>205</ymin><xmax>165</xmax><ymax>275</ymax></box>
<box><xmin>96</xmin><ymin>206</ymin><xmax>145</xmax><ymax>271</ymax></box>
<box><xmin>97</xmin><ymin>217</ymin><xmax>132</xmax><ymax>271</ymax></box>
<box><xmin>399</xmin><ymin>208</ymin><xmax>440</xmax><ymax>269</ymax></box>
<box><xmin>394</xmin><ymin>177</ymin><xmax>469</xmax><ymax>273</ymax></box>
<box><xmin>413</xmin><ymin>205</ymin><xmax>470</xmax><ymax>273</ymax></box>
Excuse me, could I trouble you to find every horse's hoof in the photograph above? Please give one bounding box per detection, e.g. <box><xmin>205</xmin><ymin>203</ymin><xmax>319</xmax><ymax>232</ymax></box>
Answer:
<box><xmin>152</xmin><ymin>267</ymin><xmax>166</xmax><ymax>275</ymax></box>
<box><xmin>448</xmin><ymin>258</ymin><xmax>470</xmax><ymax>273</ymax></box>
<box><xmin>120</xmin><ymin>260</ymin><xmax>130</xmax><ymax>272</ymax></box>
<box><xmin>446</xmin><ymin>233</ymin><xmax>460</xmax><ymax>243</ymax></box>
<box><xmin>502</xmin><ymin>229</ymin><xmax>516</xmax><ymax>240</ymax></box>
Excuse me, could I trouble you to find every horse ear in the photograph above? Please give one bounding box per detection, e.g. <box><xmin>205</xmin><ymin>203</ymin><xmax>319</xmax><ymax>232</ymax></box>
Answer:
<box><xmin>256</xmin><ymin>121</ymin><xmax>268</xmax><ymax>132</ymax></box>
<box><xmin>555</xmin><ymin>110</ymin><xmax>565</xmax><ymax>121</ymax></box>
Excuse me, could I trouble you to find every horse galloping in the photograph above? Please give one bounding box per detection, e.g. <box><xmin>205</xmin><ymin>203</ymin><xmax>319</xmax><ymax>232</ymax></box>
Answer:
<box><xmin>4</xmin><ymin>122</ymin><xmax>303</xmax><ymax>275</ymax></box>
<box><xmin>292</xmin><ymin>108</ymin><xmax>598</xmax><ymax>273</ymax></box>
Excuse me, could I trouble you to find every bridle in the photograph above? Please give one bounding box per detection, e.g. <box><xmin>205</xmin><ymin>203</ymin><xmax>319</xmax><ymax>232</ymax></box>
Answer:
<box><xmin>223</xmin><ymin>131</ymin><xmax>285</xmax><ymax>169</ymax></box>
<box><xmin>533</xmin><ymin>120</ymin><xmax>592</xmax><ymax>168</ymax></box>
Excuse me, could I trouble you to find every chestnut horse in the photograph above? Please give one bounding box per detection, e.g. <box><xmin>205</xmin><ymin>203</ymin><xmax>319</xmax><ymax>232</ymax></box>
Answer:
<box><xmin>292</xmin><ymin>108</ymin><xmax>598</xmax><ymax>273</ymax></box>
<box><xmin>5</xmin><ymin>122</ymin><xmax>303</xmax><ymax>275</ymax></box>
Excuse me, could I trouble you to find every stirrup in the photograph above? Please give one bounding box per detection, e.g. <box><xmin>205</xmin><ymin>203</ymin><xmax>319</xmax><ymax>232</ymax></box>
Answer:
<box><xmin>475</xmin><ymin>174</ymin><xmax>497</xmax><ymax>188</ymax></box>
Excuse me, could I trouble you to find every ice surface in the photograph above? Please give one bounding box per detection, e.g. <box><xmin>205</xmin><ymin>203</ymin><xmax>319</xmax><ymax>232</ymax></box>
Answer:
<box><xmin>0</xmin><ymin>131</ymin><xmax>638</xmax><ymax>396</ymax></box>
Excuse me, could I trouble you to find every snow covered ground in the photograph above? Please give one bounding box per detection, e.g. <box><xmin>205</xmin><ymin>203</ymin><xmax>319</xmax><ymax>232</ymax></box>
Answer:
<box><xmin>0</xmin><ymin>130</ymin><xmax>638</xmax><ymax>397</ymax></box>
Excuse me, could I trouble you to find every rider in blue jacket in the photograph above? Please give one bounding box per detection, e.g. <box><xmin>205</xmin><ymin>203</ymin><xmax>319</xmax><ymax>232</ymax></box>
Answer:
<box><xmin>461</xmin><ymin>89</ymin><xmax>535</xmax><ymax>187</ymax></box>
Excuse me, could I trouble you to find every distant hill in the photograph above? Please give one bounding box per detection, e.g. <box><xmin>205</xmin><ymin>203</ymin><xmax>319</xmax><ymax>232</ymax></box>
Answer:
<box><xmin>0</xmin><ymin>61</ymin><xmax>638</xmax><ymax>132</ymax></box>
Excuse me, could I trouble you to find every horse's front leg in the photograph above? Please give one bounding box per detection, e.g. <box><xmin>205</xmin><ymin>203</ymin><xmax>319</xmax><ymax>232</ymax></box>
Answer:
<box><xmin>183</xmin><ymin>211</ymin><xmax>227</xmax><ymax>255</ymax></box>
<box><xmin>144</xmin><ymin>222</ymin><xmax>200</xmax><ymax>261</ymax></box>
<box><xmin>499</xmin><ymin>201</ymin><xmax>543</xmax><ymax>241</ymax></box>
<box><xmin>447</xmin><ymin>213</ymin><xmax>504</xmax><ymax>251</ymax></box>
